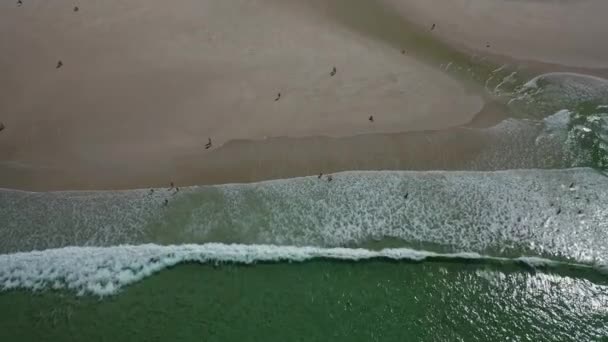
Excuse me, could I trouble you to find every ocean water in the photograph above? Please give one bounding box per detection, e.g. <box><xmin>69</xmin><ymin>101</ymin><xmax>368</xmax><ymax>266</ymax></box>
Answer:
<box><xmin>1</xmin><ymin>70</ymin><xmax>608</xmax><ymax>340</ymax></box>
<box><xmin>1</xmin><ymin>167</ymin><xmax>607</xmax><ymax>340</ymax></box>
<box><xmin>1</xmin><ymin>262</ymin><xmax>607</xmax><ymax>341</ymax></box>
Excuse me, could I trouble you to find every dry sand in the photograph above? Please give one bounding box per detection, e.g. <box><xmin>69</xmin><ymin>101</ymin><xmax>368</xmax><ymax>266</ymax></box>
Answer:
<box><xmin>0</xmin><ymin>0</ymin><xmax>606</xmax><ymax>190</ymax></box>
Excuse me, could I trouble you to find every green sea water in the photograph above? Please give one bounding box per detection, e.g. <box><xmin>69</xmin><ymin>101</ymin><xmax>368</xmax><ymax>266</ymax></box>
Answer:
<box><xmin>1</xmin><ymin>262</ymin><xmax>607</xmax><ymax>342</ymax></box>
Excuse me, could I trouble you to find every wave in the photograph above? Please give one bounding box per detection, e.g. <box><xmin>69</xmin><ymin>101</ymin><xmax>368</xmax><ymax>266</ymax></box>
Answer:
<box><xmin>479</xmin><ymin>72</ymin><xmax>608</xmax><ymax>170</ymax></box>
<box><xmin>0</xmin><ymin>243</ymin><xmax>604</xmax><ymax>297</ymax></box>
<box><xmin>535</xmin><ymin>105</ymin><xmax>608</xmax><ymax>170</ymax></box>
<box><xmin>508</xmin><ymin>72</ymin><xmax>608</xmax><ymax>119</ymax></box>
<box><xmin>2</xmin><ymin>168</ymin><xmax>608</xmax><ymax>265</ymax></box>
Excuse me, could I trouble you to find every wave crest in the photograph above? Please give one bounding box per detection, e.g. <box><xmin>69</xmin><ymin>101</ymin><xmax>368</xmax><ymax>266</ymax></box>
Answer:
<box><xmin>1</xmin><ymin>244</ymin><xmax>602</xmax><ymax>296</ymax></box>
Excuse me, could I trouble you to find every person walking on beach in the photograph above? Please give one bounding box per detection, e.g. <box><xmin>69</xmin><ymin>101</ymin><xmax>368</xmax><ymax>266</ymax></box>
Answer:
<box><xmin>275</xmin><ymin>92</ymin><xmax>281</xmax><ymax>101</ymax></box>
<box><xmin>56</xmin><ymin>60</ymin><xmax>63</xmax><ymax>69</ymax></box>
<box><xmin>205</xmin><ymin>138</ymin><xmax>212</xmax><ymax>149</ymax></box>
<box><xmin>0</xmin><ymin>122</ymin><xmax>5</xmax><ymax>132</ymax></box>
<box><xmin>330</xmin><ymin>67</ymin><xmax>337</xmax><ymax>77</ymax></box>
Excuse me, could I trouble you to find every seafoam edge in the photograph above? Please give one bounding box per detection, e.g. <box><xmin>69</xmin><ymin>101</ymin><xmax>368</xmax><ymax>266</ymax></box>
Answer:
<box><xmin>0</xmin><ymin>243</ymin><xmax>604</xmax><ymax>296</ymax></box>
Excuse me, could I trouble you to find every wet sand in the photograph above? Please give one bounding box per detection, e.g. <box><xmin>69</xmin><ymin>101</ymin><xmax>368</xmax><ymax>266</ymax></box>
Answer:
<box><xmin>0</xmin><ymin>101</ymin><xmax>540</xmax><ymax>191</ymax></box>
<box><xmin>386</xmin><ymin>0</ymin><xmax>608</xmax><ymax>69</ymax></box>
<box><xmin>0</xmin><ymin>127</ymin><xmax>494</xmax><ymax>191</ymax></box>
<box><xmin>0</xmin><ymin>0</ymin><xmax>606</xmax><ymax>190</ymax></box>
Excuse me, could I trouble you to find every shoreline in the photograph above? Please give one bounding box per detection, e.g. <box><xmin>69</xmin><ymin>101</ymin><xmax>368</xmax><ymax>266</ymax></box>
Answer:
<box><xmin>0</xmin><ymin>101</ymin><xmax>557</xmax><ymax>191</ymax></box>
<box><xmin>1</xmin><ymin>64</ymin><xmax>606</xmax><ymax>191</ymax></box>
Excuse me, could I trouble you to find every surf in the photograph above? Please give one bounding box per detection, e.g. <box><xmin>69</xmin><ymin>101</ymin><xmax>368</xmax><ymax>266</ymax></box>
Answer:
<box><xmin>1</xmin><ymin>243</ymin><xmax>605</xmax><ymax>296</ymax></box>
<box><xmin>1</xmin><ymin>168</ymin><xmax>607</xmax><ymax>265</ymax></box>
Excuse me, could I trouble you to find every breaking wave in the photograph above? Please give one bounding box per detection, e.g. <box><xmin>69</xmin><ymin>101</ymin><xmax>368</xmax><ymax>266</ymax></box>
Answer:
<box><xmin>1</xmin><ymin>243</ymin><xmax>604</xmax><ymax>296</ymax></box>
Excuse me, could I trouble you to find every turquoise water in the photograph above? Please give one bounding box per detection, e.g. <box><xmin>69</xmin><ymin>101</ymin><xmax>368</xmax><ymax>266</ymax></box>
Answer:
<box><xmin>1</xmin><ymin>71</ymin><xmax>608</xmax><ymax>340</ymax></box>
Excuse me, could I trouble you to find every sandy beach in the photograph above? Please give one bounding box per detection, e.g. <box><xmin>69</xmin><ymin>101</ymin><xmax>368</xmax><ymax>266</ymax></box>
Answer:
<box><xmin>1</xmin><ymin>0</ymin><xmax>607</xmax><ymax>190</ymax></box>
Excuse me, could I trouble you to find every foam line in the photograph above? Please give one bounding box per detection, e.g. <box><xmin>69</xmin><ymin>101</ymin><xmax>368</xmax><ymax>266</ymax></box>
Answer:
<box><xmin>0</xmin><ymin>244</ymin><xmax>602</xmax><ymax>297</ymax></box>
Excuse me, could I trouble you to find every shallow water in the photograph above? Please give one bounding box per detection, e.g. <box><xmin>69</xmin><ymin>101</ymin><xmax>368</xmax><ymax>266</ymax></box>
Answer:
<box><xmin>2</xmin><ymin>168</ymin><xmax>607</xmax><ymax>263</ymax></box>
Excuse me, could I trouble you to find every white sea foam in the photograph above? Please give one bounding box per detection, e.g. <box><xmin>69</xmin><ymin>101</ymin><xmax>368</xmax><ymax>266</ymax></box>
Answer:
<box><xmin>1</xmin><ymin>168</ymin><xmax>608</xmax><ymax>265</ymax></box>
<box><xmin>0</xmin><ymin>244</ymin><xmax>599</xmax><ymax>297</ymax></box>
<box><xmin>509</xmin><ymin>72</ymin><xmax>608</xmax><ymax>118</ymax></box>
<box><xmin>523</xmin><ymin>72</ymin><xmax>608</xmax><ymax>92</ymax></box>
<box><xmin>516</xmin><ymin>256</ymin><xmax>560</xmax><ymax>268</ymax></box>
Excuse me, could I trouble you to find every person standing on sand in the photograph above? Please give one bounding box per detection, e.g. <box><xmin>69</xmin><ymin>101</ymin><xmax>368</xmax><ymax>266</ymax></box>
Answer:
<box><xmin>275</xmin><ymin>92</ymin><xmax>281</xmax><ymax>101</ymax></box>
<box><xmin>0</xmin><ymin>122</ymin><xmax>5</xmax><ymax>132</ymax></box>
